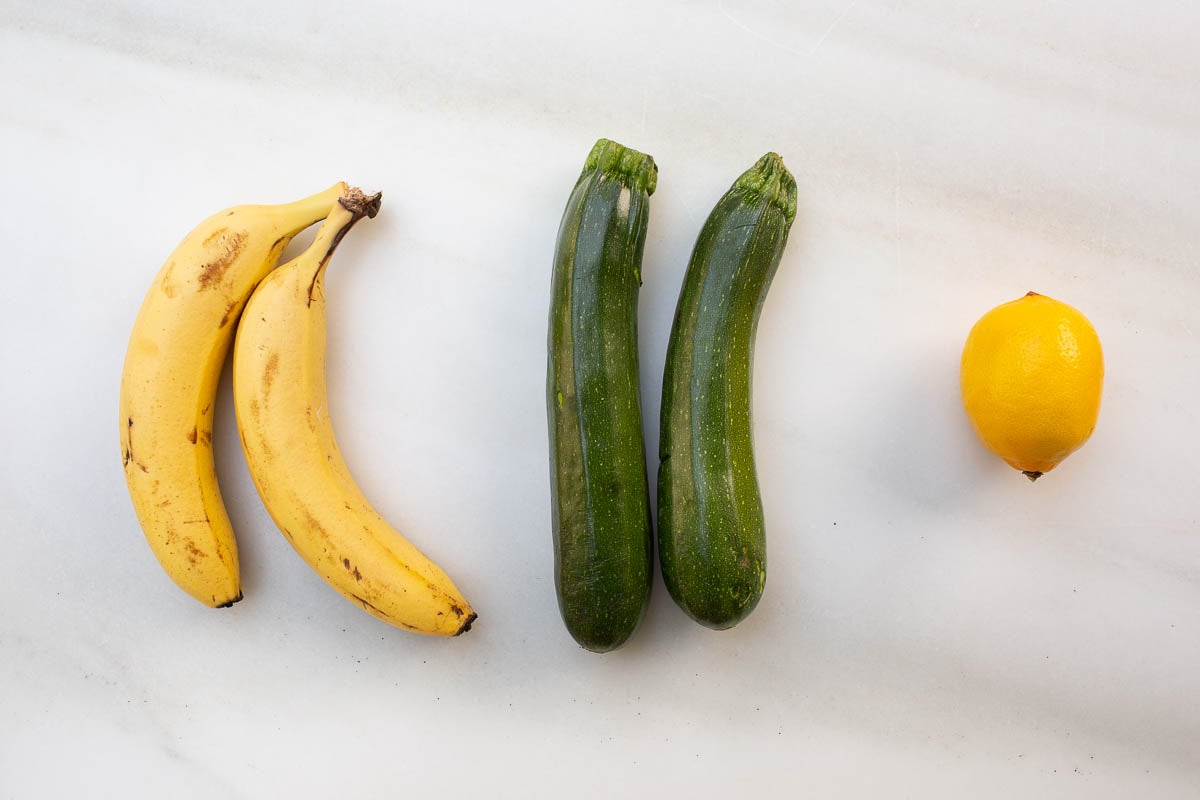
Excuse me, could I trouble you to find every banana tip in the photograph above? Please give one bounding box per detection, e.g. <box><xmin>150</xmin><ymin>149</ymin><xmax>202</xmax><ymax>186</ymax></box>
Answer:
<box><xmin>455</xmin><ymin>611</ymin><xmax>478</xmax><ymax>636</ymax></box>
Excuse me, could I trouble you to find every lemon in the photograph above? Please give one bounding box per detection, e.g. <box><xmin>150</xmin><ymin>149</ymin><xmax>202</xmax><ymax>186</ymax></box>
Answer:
<box><xmin>960</xmin><ymin>292</ymin><xmax>1104</xmax><ymax>480</ymax></box>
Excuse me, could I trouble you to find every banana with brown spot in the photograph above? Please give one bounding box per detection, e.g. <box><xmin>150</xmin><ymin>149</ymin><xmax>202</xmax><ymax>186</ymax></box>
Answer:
<box><xmin>232</xmin><ymin>191</ymin><xmax>477</xmax><ymax>636</ymax></box>
<box><xmin>120</xmin><ymin>183</ymin><xmax>350</xmax><ymax>607</ymax></box>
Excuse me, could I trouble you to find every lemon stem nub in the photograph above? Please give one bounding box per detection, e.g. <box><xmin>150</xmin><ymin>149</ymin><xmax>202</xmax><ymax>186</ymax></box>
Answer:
<box><xmin>1023</xmin><ymin>470</ymin><xmax>1043</xmax><ymax>482</ymax></box>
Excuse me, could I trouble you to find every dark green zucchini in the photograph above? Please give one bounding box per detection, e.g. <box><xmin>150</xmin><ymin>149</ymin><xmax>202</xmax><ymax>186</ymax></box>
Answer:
<box><xmin>547</xmin><ymin>139</ymin><xmax>657</xmax><ymax>652</ymax></box>
<box><xmin>658</xmin><ymin>153</ymin><xmax>797</xmax><ymax>630</ymax></box>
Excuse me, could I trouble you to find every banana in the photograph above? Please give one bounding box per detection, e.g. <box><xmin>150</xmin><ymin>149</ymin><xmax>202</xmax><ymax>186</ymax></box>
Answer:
<box><xmin>232</xmin><ymin>190</ymin><xmax>477</xmax><ymax>636</ymax></box>
<box><xmin>120</xmin><ymin>183</ymin><xmax>348</xmax><ymax>607</ymax></box>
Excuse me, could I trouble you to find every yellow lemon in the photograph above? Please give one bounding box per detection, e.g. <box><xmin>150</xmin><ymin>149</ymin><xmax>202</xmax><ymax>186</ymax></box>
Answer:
<box><xmin>960</xmin><ymin>292</ymin><xmax>1104</xmax><ymax>481</ymax></box>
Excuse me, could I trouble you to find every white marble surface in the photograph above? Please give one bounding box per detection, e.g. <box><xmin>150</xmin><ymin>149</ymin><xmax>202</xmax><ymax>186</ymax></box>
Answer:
<box><xmin>2</xmin><ymin>1</ymin><xmax>1198</xmax><ymax>796</ymax></box>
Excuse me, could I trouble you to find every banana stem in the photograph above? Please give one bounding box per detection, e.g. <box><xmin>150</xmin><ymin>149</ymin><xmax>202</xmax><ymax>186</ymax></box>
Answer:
<box><xmin>318</xmin><ymin>188</ymin><xmax>381</xmax><ymax>263</ymax></box>
<box><xmin>339</xmin><ymin>186</ymin><xmax>383</xmax><ymax>220</ymax></box>
<box><xmin>302</xmin><ymin>187</ymin><xmax>382</xmax><ymax>304</ymax></box>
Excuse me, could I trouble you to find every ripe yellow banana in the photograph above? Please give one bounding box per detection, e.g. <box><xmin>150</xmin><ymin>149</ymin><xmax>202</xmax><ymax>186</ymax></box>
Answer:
<box><xmin>120</xmin><ymin>183</ymin><xmax>348</xmax><ymax>607</ymax></box>
<box><xmin>232</xmin><ymin>190</ymin><xmax>477</xmax><ymax>636</ymax></box>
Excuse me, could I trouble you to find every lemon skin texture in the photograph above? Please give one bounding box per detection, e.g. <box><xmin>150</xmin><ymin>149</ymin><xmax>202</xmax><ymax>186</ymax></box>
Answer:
<box><xmin>960</xmin><ymin>292</ymin><xmax>1104</xmax><ymax>480</ymax></box>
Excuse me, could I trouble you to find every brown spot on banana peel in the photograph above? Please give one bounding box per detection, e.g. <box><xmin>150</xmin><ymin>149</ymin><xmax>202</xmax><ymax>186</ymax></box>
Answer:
<box><xmin>303</xmin><ymin>509</ymin><xmax>328</xmax><ymax>541</ymax></box>
<box><xmin>184</xmin><ymin>540</ymin><xmax>207</xmax><ymax>565</ymax></box>
<box><xmin>242</xmin><ymin>430</ymin><xmax>271</xmax><ymax>461</ymax></box>
<box><xmin>218</xmin><ymin>301</ymin><xmax>240</xmax><ymax>329</ymax></box>
<box><xmin>262</xmin><ymin>352</ymin><xmax>279</xmax><ymax>400</ymax></box>
<box><xmin>197</xmin><ymin>229</ymin><xmax>248</xmax><ymax>290</ymax></box>
<box><xmin>202</xmin><ymin>228</ymin><xmax>228</xmax><ymax>247</ymax></box>
<box><xmin>267</xmin><ymin>234</ymin><xmax>291</xmax><ymax>265</ymax></box>
<box><xmin>159</xmin><ymin>261</ymin><xmax>180</xmax><ymax>298</ymax></box>
<box><xmin>246</xmin><ymin>403</ymin><xmax>272</xmax><ymax>459</ymax></box>
<box><xmin>306</xmin><ymin>274</ymin><xmax>325</xmax><ymax>308</ymax></box>
<box><xmin>123</xmin><ymin>417</ymin><xmax>150</xmax><ymax>472</ymax></box>
<box><xmin>187</xmin><ymin>426</ymin><xmax>197</xmax><ymax>444</ymax></box>
<box><xmin>349</xmin><ymin>592</ymin><xmax>410</xmax><ymax>627</ymax></box>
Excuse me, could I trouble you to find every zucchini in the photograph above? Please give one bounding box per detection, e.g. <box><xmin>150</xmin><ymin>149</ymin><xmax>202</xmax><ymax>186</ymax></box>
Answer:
<box><xmin>658</xmin><ymin>153</ymin><xmax>797</xmax><ymax>629</ymax></box>
<box><xmin>547</xmin><ymin>139</ymin><xmax>657</xmax><ymax>652</ymax></box>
